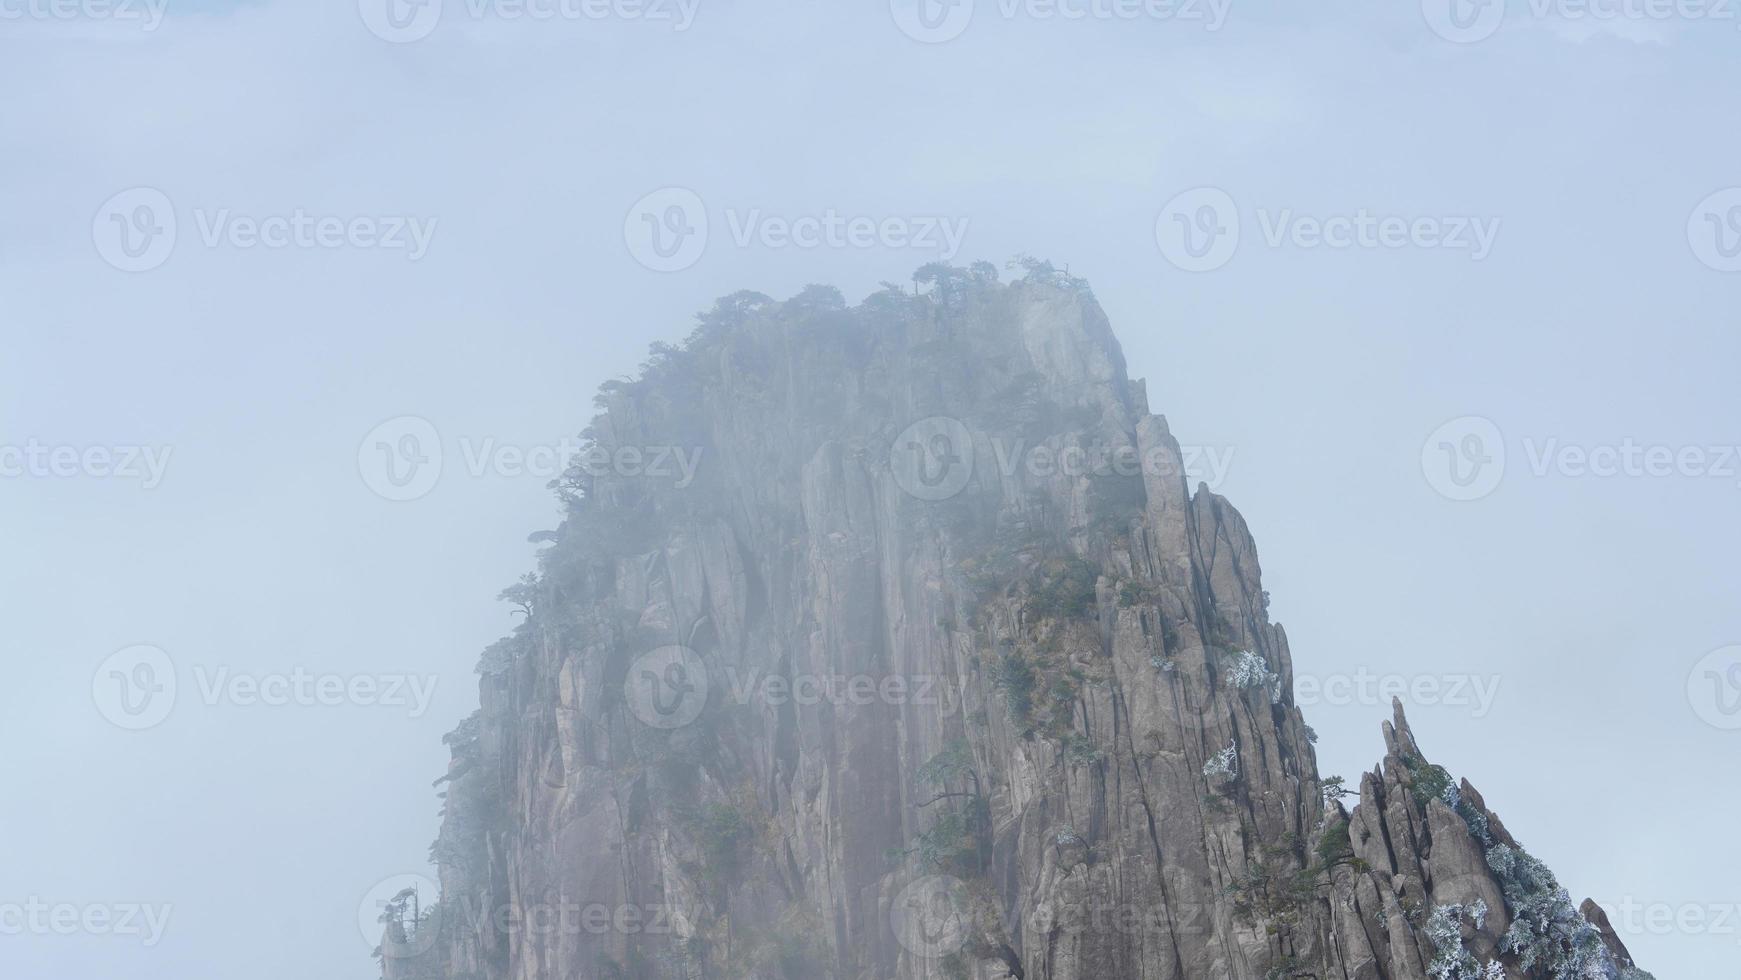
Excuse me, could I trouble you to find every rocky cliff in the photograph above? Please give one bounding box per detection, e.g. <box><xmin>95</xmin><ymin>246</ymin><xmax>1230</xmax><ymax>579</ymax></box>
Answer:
<box><xmin>374</xmin><ymin>263</ymin><xmax>1653</xmax><ymax>980</ymax></box>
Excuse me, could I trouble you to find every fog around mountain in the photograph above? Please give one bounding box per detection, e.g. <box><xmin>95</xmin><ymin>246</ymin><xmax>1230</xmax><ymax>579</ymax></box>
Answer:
<box><xmin>3</xmin><ymin>2</ymin><xmax>1738</xmax><ymax>978</ymax></box>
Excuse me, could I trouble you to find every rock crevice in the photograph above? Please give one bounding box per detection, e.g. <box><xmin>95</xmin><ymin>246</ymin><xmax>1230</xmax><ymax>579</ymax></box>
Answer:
<box><xmin>377</xmin><ymin>267</ymin><xmax>1650</xmax><ymax>980</ymax></box>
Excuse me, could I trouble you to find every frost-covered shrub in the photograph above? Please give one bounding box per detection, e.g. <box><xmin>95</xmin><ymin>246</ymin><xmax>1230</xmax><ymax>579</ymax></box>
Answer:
<box><xmin>1150</xmin><ymin>655</ymin><xmax>1177</xmax><ymax>673</ymax></box>
<box><xmin>1417</xmin><ymin>768</ymin><xmax>1655</xmax><ymax>980</ymax></box>
<box><xmin>1203</xmin><ymin>743</ymin><xmax>1239</xmax><ymax>780</ymax></box>
<box><xmin>1054</xmin><ymin>826</ymin><xmax>1084</xmax><ymax>847</ymax></box>
<box><xmin>1425</xmin><ymin>901</ymin><xmax>1497</xmax><ymax>979</ymax></box>
<box><xmin>1228</xmin><ymin>650</ymin><xmax>1281</xmax><ymax>704</ymax></box>
<box><xmin>1486</xmin><ymin>844</ymin><xmax>1653</xmax><ymax>980</ymax></box>
<box><xmin>1443</xmin><ymin>782</ymin><xmax>1493</xmax><ymax>845</ymax></box>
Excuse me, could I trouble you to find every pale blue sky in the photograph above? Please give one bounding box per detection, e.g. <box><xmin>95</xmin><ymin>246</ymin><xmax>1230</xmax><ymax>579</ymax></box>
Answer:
<box><xmin>3</xmin><ymin>1</ymin><xmax>1737</xmax><ymax>977</ymax></box>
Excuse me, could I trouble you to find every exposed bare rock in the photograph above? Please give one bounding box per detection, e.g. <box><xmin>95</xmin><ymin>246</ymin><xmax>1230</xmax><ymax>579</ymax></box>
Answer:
<box><xmin>372</xmin><ymin>265</ymin><xmax>1651</xmax><ymax>980</ymax></box>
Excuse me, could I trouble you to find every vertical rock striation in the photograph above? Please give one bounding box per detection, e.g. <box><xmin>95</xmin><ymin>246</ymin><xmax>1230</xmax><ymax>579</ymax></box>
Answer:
<box><xmin>375</xmin><ymin>265</ymin><xmax>1651</xmax><ymax>980</ymax></box>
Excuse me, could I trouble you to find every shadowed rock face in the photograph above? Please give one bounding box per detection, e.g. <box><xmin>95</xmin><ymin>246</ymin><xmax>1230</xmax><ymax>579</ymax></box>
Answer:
<box><xmin>376</xmin><ymin>267</ymin><xmax>1651</xmax><ymax>980</ymax></box>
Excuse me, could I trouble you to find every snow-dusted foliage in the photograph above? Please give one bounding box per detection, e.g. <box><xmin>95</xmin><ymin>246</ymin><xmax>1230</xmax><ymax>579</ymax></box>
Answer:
<box><xmin>1424</xmin><ymin>901</ymin><xmax>1498</xmax><ymax>980</ymax></box>
<box><xmin>1203</xmin><ymin>743</ymin><xmax>1238</xmax><ymax>780</ymax></box>
<box><xmin>1443</xmin><ymin>782</ymin><xmax>1493</xmax><ymax>845</ymax></box>
<box><xmin>1228</xmin><ymin>650</ymin><xmax>1281</xmax><ymax>703</ymax></box>
<box><xmin>1485</xmin><ymin>844</ymin><xmax>1655</xmax><ymax>980</ymax></box>
<box><xmin>1150</xmin><ymin>655</ymin><xmax>1177</xmax><ymax>673</ymax></box>
<box><xmin>1423</xmin><ymin>769</ymin><xmax>1656</xmax><ymax>980</ymax></box>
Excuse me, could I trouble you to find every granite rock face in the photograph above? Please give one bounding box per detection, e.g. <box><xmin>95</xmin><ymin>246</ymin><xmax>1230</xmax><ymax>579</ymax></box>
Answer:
<box><xmin>376</xmin><ymin>266</ymin><xmax>1650</xmax><ymax>980</ymax></box>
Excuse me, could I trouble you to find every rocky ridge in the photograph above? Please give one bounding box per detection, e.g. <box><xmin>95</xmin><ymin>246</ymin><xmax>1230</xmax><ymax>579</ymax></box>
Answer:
<box><xmin>374</xmin><ymin>263</ymin><xmax>1652</xmax><ymax>980</ymax></box>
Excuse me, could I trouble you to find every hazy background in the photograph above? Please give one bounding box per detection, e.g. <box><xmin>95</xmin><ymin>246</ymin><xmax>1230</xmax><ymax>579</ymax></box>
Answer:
<box><xmin>3</xmin><ymin>1</ymin><xmax>1737</xmax><ymax>976</ymax></box>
